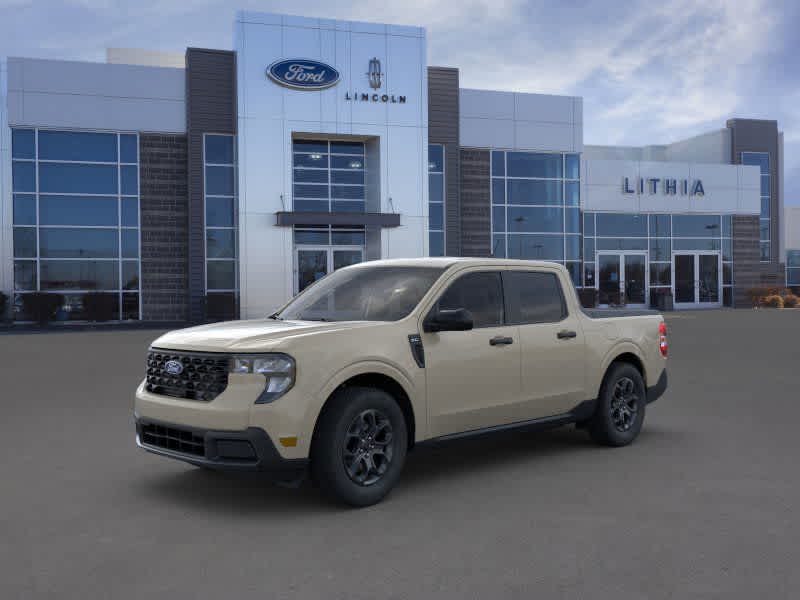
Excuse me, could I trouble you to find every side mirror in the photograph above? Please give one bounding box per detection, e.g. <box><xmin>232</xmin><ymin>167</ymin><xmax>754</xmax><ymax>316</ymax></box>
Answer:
<box><xmin>423</xmin><ymin>308</ymin><xmax>474</xmax><ymax>333</ymax></box>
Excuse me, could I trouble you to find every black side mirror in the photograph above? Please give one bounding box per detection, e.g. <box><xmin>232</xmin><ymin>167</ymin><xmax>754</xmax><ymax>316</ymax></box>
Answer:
<box><xmin>423</xmin><ymin>308</ymin><xmax>474</xmax><ymax>333</ymax></box>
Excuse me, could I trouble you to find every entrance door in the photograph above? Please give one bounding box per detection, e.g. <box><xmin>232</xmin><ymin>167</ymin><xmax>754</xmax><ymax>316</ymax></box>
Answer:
<box><xmin>672</xmin><ymin>252</ymin><xmax>721</xmax><ymax>308</ymax></box>
<box><xmin>597</xmin><ymin>253</ymin><xmax>648</xmax><ymax>308</ymax></box>
<box><xmin>295</xmin><ymin>247</ymin><xmax>364</xmax><ymax>294</ymax></box>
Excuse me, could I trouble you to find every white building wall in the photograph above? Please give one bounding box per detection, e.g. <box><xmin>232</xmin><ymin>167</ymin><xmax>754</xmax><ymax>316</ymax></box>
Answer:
<box><xmin>106</xmin><ymin>48</ymin><xmax>186</xmax><ymax>69</ymax></box>
<box><xmin>586</xmin><ymin>129</ymin><xmax>731</xmax><ymax>165</ymax></box>
<box><xmin>7</xmin><ymin>57</ymin><xmax>185</xmax><ymax>132</ymax></box>
<box><xmin>459</xmin><ymin>89</ymin><xmax>582</xmax><ymax>152</ymax></box>
<box><xmin>785</xmin><ymin>206</ymin><xmax>800</xmax><ymax>250</ymax></box>
<box><xmin>1</xmin><ymin>59</ymin><xmax>11</xmax><ymax>299</ymax></box>
<box><xmin>235</xmin><ymin>11</ymin><xmax>429</xmax><ymax>318</ymax></box>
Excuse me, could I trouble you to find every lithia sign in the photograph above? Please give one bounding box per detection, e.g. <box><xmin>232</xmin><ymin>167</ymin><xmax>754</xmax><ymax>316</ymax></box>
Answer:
<box><xmin>267</xmin><ymin>57</ymin><xmax>406</xmax><ymax>103</ymax></box>
<box><xmin>623</xmin><ymin>177</ymin><xmax>705</xmax><ymax>196</ymax></box>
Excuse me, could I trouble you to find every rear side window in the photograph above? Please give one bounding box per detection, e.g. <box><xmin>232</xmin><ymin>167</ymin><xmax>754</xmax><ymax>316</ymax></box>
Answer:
<box><xmin>438</xmin><ymin>271</ymin><xmax>504</xmax><ymax>328</ymax></box>
<box><xmin>504</xmin><ymin>271</ymin><xmax>566</xmax><ymax>324</ymax></box>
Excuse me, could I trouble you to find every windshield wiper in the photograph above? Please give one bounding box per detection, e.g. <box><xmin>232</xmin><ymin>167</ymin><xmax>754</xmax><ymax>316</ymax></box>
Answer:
<box><xmin>268</xmin><ymin>312</ymin><xmax>283</xmax><ymax>320</ymax></box>
<box><xmin>300</xmin><ymin>316</ymin><xmax>334</xmax><ymax>322</ymax></box>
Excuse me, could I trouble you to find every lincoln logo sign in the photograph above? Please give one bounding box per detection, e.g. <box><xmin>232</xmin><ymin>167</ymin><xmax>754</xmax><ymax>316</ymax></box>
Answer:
<box><xmin>267</xmin><ymin>59</ymin><xmax>340</xmax><ymax>90</ymax></box>
<box><xmin>623</xmin><ymin>177</ymin><xmax>705</xmax><ymax>196</ymax></box>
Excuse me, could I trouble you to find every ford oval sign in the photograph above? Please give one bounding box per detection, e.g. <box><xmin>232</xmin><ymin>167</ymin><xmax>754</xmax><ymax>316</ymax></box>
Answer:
<box><xmin>164</xmin><ymin>360</ymin><xmax>184</xmax><ymax>376</ymax></box>
<box><xmin>267</xmin><ymin>59</ymin><xmax>340</xmax><ymax>90</ymax></box>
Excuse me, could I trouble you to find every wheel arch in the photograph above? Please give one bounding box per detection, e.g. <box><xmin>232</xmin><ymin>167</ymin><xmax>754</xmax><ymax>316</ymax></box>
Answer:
<box><xmin>598</xmin><ymin>343</ymin><xmax>648</xmax><ymax>393</ymax></box>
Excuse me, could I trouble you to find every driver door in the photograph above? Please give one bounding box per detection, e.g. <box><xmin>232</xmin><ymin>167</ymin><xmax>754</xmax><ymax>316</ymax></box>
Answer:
<box><xmin>421</xmin><ymin>270</ymin><xmax>521</xmax><ymax>437</ymax></box>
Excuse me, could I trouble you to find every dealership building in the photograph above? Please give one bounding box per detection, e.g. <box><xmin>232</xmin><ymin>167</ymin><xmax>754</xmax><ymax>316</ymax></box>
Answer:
<box><xmin>0</xmin><ymin>10</ymin><xmax>794</xmax><ymax>322</ymax></box>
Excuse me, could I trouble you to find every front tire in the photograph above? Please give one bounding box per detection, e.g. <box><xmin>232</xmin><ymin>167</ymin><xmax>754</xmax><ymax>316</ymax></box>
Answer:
<box><xmin>311</xmin><ymin>386</ymin><xmax>408</xmax><ymax>507</ymax></box>
<box><xmin>588</xmin><ymin>362</ymin><xmax>646</xmax><ymax>446</ymax></box>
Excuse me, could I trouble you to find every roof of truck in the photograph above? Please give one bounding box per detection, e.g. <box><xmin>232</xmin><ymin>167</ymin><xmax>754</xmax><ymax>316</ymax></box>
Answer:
<box><xmin>347</xmin><ymin>257</ymin><xmax>567</xmax><ymax>270</ymax></box>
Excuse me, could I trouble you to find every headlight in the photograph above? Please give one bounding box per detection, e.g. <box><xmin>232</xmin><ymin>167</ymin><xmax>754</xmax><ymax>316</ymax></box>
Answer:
<box><xmin>231</xmin><ymin>353</ymin><xmax>296</xmax><ymax>404</ymax></box>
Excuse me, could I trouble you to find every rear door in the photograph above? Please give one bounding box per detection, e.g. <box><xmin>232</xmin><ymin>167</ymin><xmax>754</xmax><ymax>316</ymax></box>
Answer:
<box><xmin>504</xmin><ymin>269</ymin><xmax>587</xmax><ymax>419</ymax></box>
<box><xmin>422</xmin><ymin>270</ymin><xmax>522</xmax><ymax>437</ymax></box>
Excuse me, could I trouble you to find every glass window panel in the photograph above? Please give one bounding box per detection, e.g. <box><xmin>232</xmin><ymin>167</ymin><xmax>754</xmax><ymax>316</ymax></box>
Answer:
<box><xmin>583</xmin><ymin>213</ymin><xmax>595</xmax><ymax>237</ymax></box>
<box><xmin>12</xmin><ymin>161</ymin><xmax>36</xmax><ymax>192</ymax></box>
<box><xmin>761</xmin><ymin>197</ymin><xmax>770</xmax><ymax>218</ymax></box>
<box><xmin>294</xmin><ymin>153</ymin><xmax>329</xmax><ymax>168</ymax></box>
<box><xmin>13</xmin><ymin>227</ymin><xmax>37</xmax><ymax>258</ymax></box>
<box><xmin>491</xmin><ymin>151</ymin><xmax>505</xmax><ymax>177</ymax></box>
<box><xmin>507</xmin><ymin>234</ymin><xmax>564</xmax><ymax>261</ymax></box>
<box><xmin>331</xmin><ymin>201</ymin><xmax>365</xmax><ymax>213</ymax></box>
<box><xmin>40</xmin><ymin>195</ymin><xmax>118</xmax><ymax>226</ymax></box>
<box><xmin>206</xmin><ymin>197</ymin><xmax>234</xmax><ymax>227</ymax></box>
<box><xmin>121</xmin><ymin>229</ymin><xmax>139</xmax><ymax>259</ymax></box>
<box><xmin>507</xmin><ymin>206</ymin><xmax>563</xmax><ymax>233</ymax></box>
<box><xmin>121</xmin><ymin>198</ymin><xmax>139</xmax><ymax>227</ymax></box>
<box><xmin>294</xmin><ymin>230</ymin><xmax>329</xmax><ymax>245</ymax></box>
<box><xmin>507</xmin><ymin>180</ymin><xmax>562</xmax><ymax>205</ymax></box>
<box><xmin>205</xmin><ymin>165</ymin><xmax>235</xmax><ymax>195</ymax></box>
<box><xmin>122</xmin><ymin>293</ymin><xmax>140</xmax><ymax>320</ymax></box>
<box><xmin>650</xmin><ymin>263</ymin><xmax>671</xmax><ymax>286</ymax></box>
<box><xmin>120</xmin><ymin>134</ymin><xmax>138</xmax><ymax>163</ymax></box>
<box><xmin>293</xmin><ymin>140</ymin><xmax>328</xmax><ymax>154</ymax></box>
<box><xmin>787</xmin><ymin>268</ymin><xmax>800</xmax><ymax>285</ymax></box>
<box><xmin>428</xmin><ymin>145</ymin><xmax>444</xmax><ymax>172</ymax></box>
<box><xmin>673</xmin><ymin>238</ymin><xmax>721</xmax><ymax>251</ymax></box>
<box><xmin>787</xmin><ymin>251</ymin><xmax>800</xmax><ymax>268</ymax></box>
<box><xmin>565</xmin><ymin>154</ymin><xmax>580</xmax><ymax>180</ymax></box>
<box><xmin>492</xmin><ymin>235</ymin><xmax>506</xmax><ymax>258</ymax></box>
<box><xmin>492</xmin><ymin>206</ymin><xmax>505</xmax><ymax>233</ymax></box>
<box><xmin>565</xmin><ymin>235</ymin><xmax>581</xmax><ymax>260</ymax></box>
<box><xmin>721</xmin><ymin>215</ymin><xmax>732</xmax><ymax>237</ymax></box>
<box><xmin>429</xmin><ymin>231</ymin><xmax>444</xmax><ymax>257</ymax></box>
<box><xmin>331</xmin><ymin>231</ymin><xmax>366</xmax><ymax>245</ymax></box>
<box><xmin>565</xmin><ymin>207</ymin><xmax>580</xmax><ymax>233</ymax></box>
<box><xmin>584</xmin><ymin>238</ymin><xmax>595</xmax><ymax>263</ymax></box>
<box><xmin>40</xmin><ymin>260</ymin><xmax>119</xmax><ymax>290</ymax></box>
<box><xmin>649</xmin><ymin>214</ymin><xmax>671</xmax><ymax>238</ymax></box>
<box><xmin>759</xmin><ymin>219</ymin><xmax>770</xmax><ymax>240</ymax></box>
<box><xmin>122</xmin><ymin>261</ymin><xmax>139</xmax><ymax>290</ymax></box>
<box><xmin>439</xmin><ymin>271</ymin><xmax>503</xmax><ymax>328</ymax></box>
<box><xmin>672</xmin><ymin>214</ymin><xmax>721</xmax><ymax>237</ymax></box>
<box><xmin>584</xmin><ymin>261</ymin><xmax>596</xmax><ymax>288</ymax></box>
<box><xmin>332</xmin><ymin>170</ymin><xmax>365</xmax><ymax>185</ymax></box>
<box><xmin>330</xmin><ymin>141</ymin><xmax>364</xmax><ymax>155</ymax></box>
<box><xmin>760</xmin><ymin>242</ymin><xmax>770</xmax><ymax>261</ymax></box>
<box><xmin>120</xmin><ymin>165</ymin><xmax>138</xmax><ymax>195</ymax></box>
<box><xmin>565</xmin><ymin>181</ymin><xmax>579</xmax><ymax>206</ymax></box>
<box><xmin>331</xmin><ymin>185</ymin><xmax>364</xmax><ymax>200</ymax></box>
<box><xmin>760</xmin><ymin>175</ymin><xmax>770</xmax><ymax>197</ymax></box>
<box><xmin>205</xmin><ymin>135</ymin><xmax>234</xmax><ymax>164</ymax></box>
<box><xmin>39</xmin><ymin>163</ymin><xmax>117</xmax><ymax>194</ymax></box>
<box><xmin>723</xmin><ymin>263</ymin><xmax>732</xmax><ymax>285</ymax></box>
<box><xmin>565</xmin><ymin>262</ymin><xmax>581</xmax><ymax>288</ymax></box>
<box><xmin>14</xmin><ymin>261</ymin><xmax>37</xmax><ymax>291</ymax></box>
<box><xmin>13</xmin><ymin>194</ymin><xmax>36</xmax><ymax>225</ymax></box>
<box><xmin>507</xmin><ymin>152</ymin><xmax>562</xmax><ymax>178</ymax></box>
<box><xmin>492</xmin><ymin>179</ymin><xmax>505</xmax><ymax>205</ymax></box>
<box><xmin>723</xmin><ymin>287</ymin><xmax>732</xmax><ymax>307</ymax></box>
<box><xmin>38</xmin><ymin>130</ymin><xmax>117</xmax><ymax>162</ymax></box>
<box><xmin>429</xmin><ymin>173</ymin><xmax>444</xmax><ymax>204</ymax></box>
<box><xmin>741</xmin><ymin>152</ymin><xmax>769</xmax><ymax>174</ymax></box>
<box><xmin>596</xmin><ymin>238</ymin><xmax>647</xmax><ymax>251</ymax></box>
<box><xmin>595</xmin><ymin>213</ymin><xmax>647</xmax><ymax>237</ymax></box>
<box><xmin>331</xmin><ymin>155</ymin><xmax>363</xmax><ymax>170</ymax></box>
<box><xmin>207</xmin><ymin>229</ymin><xmax>236</xmax><ymax>258</ymax></box>
<box><xmin>294</xmin><ymin>184</ymin><xmax>329</xmax><ymax>199</ymax></box>
<box><xmin>294</xmin><ymin>199</ymin><xmax>329</xmax><ymax>212</ymax></box>
<box><xmin>505</xmin><ymin>271</ymin><xmax>566</xmax><ymax>324</ymax></box>
<box><xmin>429</xmin><ymin>203</ymin><xmax>444</xmax><ymax>231</ymax></box>
<box><xmin>649</xmin><ymin>238</ymin><xmax>671</xmax><ymax>261</ymax></box>
<box><xmin>293</xmin><ymin>168</ymin><xmax>329</xmax><ymax>183</ymax></box>
<box><xmin>207</xmin><ymin>260</ymin><xmax>236</xmax><ymax>290</ymax></box>
<box><xmin>40</xmin><ymin>228</ymin><xmax>118</xmax><ymax>258</ymax></box>
<box><xmin>12</xmin><ymin>129</ymin><xmax>35</xmax><ymax>159</ymax></box>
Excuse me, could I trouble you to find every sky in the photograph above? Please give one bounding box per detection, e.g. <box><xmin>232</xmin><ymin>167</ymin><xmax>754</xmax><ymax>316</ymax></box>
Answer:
<box><xmin>1</xmin><ymin>0</ymin><xmax>798</xmax><ymax>205</ymax></box>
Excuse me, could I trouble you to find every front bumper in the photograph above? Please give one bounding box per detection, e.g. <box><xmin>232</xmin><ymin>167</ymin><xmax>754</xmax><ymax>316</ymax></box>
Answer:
<box><xmin>135</xmin><ymin>417</ymin><xmax>308</xmax><ymax>479</ymax></box>
<box><xmin>646</xmin><ymin>369</ymin><xmax>668</xmax><ymax>405</ymax></box>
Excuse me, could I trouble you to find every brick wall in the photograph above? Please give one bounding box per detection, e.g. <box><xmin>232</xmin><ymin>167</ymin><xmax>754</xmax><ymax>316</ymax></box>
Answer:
<box><xmin>139</xmin><ymin>134</ymin><xmax>189</xmax><ymax>321</ymax></box>
<box><xmin>732</xmin><ymin>215</ymin><xmax>787</xmax><ymax>307</ymax></box>
<box><xmin>459</xmin><ymin>149</ymin><xmax>491</xmax><ymax>257</ymax></box>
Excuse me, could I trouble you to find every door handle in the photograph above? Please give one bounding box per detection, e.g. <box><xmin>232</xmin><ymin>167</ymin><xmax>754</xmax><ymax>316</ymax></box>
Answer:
<box><xmin>557</xmin><ymin>330</ymin><xmax>577</xmax><ymax>339</ymax></box>
<box><xmin>489</xmin><ymin>336</ymin><xmax>514</xmax><ymax>346</ymax></box>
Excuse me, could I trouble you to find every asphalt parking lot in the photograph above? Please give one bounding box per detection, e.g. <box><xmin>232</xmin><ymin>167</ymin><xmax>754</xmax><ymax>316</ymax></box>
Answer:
<box><xmin>2</xmin><ymin>309</ymin><xmax>800</xmax><ymax>599</ymax></box>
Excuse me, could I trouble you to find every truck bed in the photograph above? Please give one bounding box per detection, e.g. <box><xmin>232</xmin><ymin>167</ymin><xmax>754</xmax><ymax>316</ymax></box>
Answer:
<box><xmin>582</xmin><ymin>308</ymin><xmax>660</xmax><ymax>319</ymax></box>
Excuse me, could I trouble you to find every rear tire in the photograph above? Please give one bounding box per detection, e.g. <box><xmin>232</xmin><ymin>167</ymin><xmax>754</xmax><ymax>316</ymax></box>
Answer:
<box><xmin>588</xmin><ymin>362</ymin><xmax>646</xmax><ymax>447</ymax></box>
<box><xmin>311</xmin><ymin>386</ymin><xmax>408</xmax><ymax>507</ymax></box>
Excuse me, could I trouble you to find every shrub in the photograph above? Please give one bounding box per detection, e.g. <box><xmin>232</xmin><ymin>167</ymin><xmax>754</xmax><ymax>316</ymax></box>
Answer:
<box><xmin>0</xmin><ymin>292</ymin><xmax>7</xmax><ymax>322</ymax></box>
<box><xmin>83</xmin><ymin>292</ymin><xmax>118</xmax><ymax>322</ymax></box>
<box><xmin>22</xmin><ymin>293</ymin><xmax>64</xmax><ymax>324</ymax></box>
<box><xmin>762</xmin><ymin>295</ymin><xmax>784</xmax><ymax>309</ymax></box>
<box><xmin>782</xmin><ymin>294</ymin><xmax>799</xmax><ymax>308</ymax></box>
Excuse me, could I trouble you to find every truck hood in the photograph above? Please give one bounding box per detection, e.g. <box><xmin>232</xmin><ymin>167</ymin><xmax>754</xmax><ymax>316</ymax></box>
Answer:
<box><xmin>150</xmin><ymin>319</ymin><xmax>385</xmax><ymax>352</ymax></box>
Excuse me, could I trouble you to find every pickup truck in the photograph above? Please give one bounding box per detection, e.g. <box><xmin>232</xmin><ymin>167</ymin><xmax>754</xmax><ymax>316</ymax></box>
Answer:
<box><xmin>135</xmin><ymin>258</ymin><xmax>668</xmax><ymax>506</ymax></box>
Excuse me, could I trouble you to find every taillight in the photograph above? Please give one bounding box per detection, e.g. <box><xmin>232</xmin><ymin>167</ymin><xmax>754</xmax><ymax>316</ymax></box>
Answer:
<box><xmin>658</xmin><ymin>322</ymin><xmax>668</xmax><ymax>357</ymax></box>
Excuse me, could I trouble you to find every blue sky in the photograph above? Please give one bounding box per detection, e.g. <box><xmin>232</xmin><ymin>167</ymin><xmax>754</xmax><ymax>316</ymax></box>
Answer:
<box><xmin>2</xmin><ymin>0</ymin><xmax>797</xmax><ymax>204</ymax></box>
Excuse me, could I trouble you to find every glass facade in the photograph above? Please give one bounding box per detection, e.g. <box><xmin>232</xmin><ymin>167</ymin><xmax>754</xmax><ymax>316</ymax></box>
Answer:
<box><xmin>428</xmin><ymin>144</ymin><xmax>445</xmax><ymax>256</ymax></box>
<box><xmin>11</xmin><ymin>128</ymin><xmax>141</xmax><ymax>320</ymax></box>
<box><xmin>788</xmin><ymin>250</ymin><xmax>800</xmax><ymax>288</ymax></box>
<box><xmin>292</xmin><ymin>140</ymin><xmax>365</xmax><ymax>213</ymax></box>
<box><xmin>742</xmin><ymin>152</ymin><xmax>771</xmax><ymax>261</ymax></box>
<box><xmin>490</xmin><ymin>150</ymin><xmax>581</xmax><ymax>287</ymax></box>
<box><xmin>204</xmin><ymin>134</ymin><xmax>238</xmax><ymax>311</ymax></box>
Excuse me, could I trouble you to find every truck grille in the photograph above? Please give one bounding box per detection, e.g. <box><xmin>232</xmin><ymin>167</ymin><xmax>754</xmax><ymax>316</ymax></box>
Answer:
<box><xmin>140</xmin><ymin>423</ymin><xmax>205</xmax><ymax>457</ymax></box>
<box><xmin>145</xmin><ymin>350</ymin><xmax>230</xmax><ymax>401</ymax></box>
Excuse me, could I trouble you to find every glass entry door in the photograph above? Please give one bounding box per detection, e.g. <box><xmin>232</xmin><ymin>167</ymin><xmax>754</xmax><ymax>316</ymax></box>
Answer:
<box><xmin>295</xmin><ymin>247</ymin><xmax>363</xmax><ymax>294</ymax></box>
<box><xmin>672</xmin><ymin>252</ymin><xmax>721</xmax><ymax>308</ymax></box>
<box><xmin>597</xmin><ymin>253</ymin><xmax>648</xmax><ymax>308</ymax></box>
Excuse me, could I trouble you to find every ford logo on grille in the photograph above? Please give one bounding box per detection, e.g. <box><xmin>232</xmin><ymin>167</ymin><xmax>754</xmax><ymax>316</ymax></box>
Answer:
<box><xmin>164</xmin><ymin>360</ymin><xmax>184</xmax><ymax>376</ymax></box>
<box><xmin>267</xmin><ymin>59</ymin><xmax>340</xmax><ymax>90</ymax></box>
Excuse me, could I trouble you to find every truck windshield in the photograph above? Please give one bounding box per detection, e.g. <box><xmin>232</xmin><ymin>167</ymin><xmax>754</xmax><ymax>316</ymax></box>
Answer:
<box><xmin>277</xmin><ymin>266</ymin><xmax>446</xmax><ymax>322</ymax></box>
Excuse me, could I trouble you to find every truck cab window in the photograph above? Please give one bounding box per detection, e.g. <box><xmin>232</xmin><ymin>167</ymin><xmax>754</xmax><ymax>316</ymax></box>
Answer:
<box><xmin>505</xmin><ymin>271</ymin><xmax>566</xmax><ymax>324</ymax></box>
<box><xmin>438</xmin><ymin>271</ymin><xmax>504</xmax><ymax>328</ymax></box>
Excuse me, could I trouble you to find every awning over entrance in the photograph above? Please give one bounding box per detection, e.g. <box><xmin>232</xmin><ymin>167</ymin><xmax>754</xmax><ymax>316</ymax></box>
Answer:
<box><xmin>275</xmin><ymin>211</ymin><xmax>401</xmax><ymax>228</ymax></box>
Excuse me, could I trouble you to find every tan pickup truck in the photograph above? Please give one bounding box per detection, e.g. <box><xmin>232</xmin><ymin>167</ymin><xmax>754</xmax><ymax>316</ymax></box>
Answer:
<box><xmin>135</xmin><ymin>258</ymin><xmax>668</xmax><ymax>506</ymax></box>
